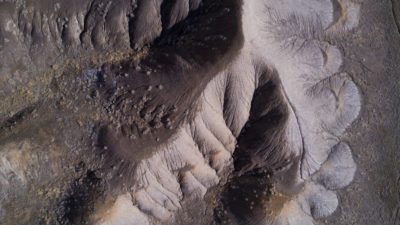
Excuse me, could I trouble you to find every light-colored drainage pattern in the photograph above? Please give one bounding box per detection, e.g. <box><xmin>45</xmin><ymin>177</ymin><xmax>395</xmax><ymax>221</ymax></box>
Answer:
<box><xmin>92</xmin><ymin>0</ymin><xmax>361</xmax><ymax>224</ymax></box>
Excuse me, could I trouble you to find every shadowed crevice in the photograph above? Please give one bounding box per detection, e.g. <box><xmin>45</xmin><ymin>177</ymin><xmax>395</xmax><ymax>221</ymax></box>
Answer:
<box><xmin>56</xmin><ymin>170</ymin><xmax>104</xmax><ymax>225</ymax></box>
<box><xmin>215</xmin><ymin>68</ymin><xmax>296</xmax><ymax>225</ymax></box>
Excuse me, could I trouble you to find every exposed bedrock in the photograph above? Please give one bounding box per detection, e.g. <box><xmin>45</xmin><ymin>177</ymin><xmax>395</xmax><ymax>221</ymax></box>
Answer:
<box><xmin>0</xmin><ymin>0</ymin><xmax>365</xmax><ymax>225</ymax></box>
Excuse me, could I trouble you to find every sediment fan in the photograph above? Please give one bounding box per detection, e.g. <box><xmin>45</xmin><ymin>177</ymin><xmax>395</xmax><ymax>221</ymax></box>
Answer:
<box><xmin>0</xmin><ymin>0</ymin><xmax>361</xmax><ymax>224</ymax></box>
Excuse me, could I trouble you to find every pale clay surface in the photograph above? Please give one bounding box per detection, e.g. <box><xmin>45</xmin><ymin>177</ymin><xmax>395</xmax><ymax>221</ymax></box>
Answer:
<box><xmin>90</xmin><ymin>0</ymin><xmax>362</xmax><ymax>224</ymax></box>
<box><xmin>0</xmin><ymin>0</ymin><xmax>365</xmax><ymax>224</ymax></box>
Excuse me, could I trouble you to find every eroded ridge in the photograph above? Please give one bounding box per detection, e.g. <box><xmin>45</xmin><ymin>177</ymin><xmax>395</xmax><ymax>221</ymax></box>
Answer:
<box><xmin>94</xmin><ymin>0</ymin><xmax>361</xmax><ymax>222</ymax></box>
<box><xmin>0</xmin><ymin>0</ymin><xmax>244</xmax><ymax>224</ymax></box>
<box><xmin>0</xmin><ymin>0</ymin><xmax>362</xmax><ymax>224</ymax></box>
<box><xmin>89</xmin><ymin>0</ymin><xmax>362</xmax><ymax>224</ymax></box>
<box><xmin>216</xmin><ymin>0</ymin><xmax>361</xmax><ymax>224</ymax></box>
